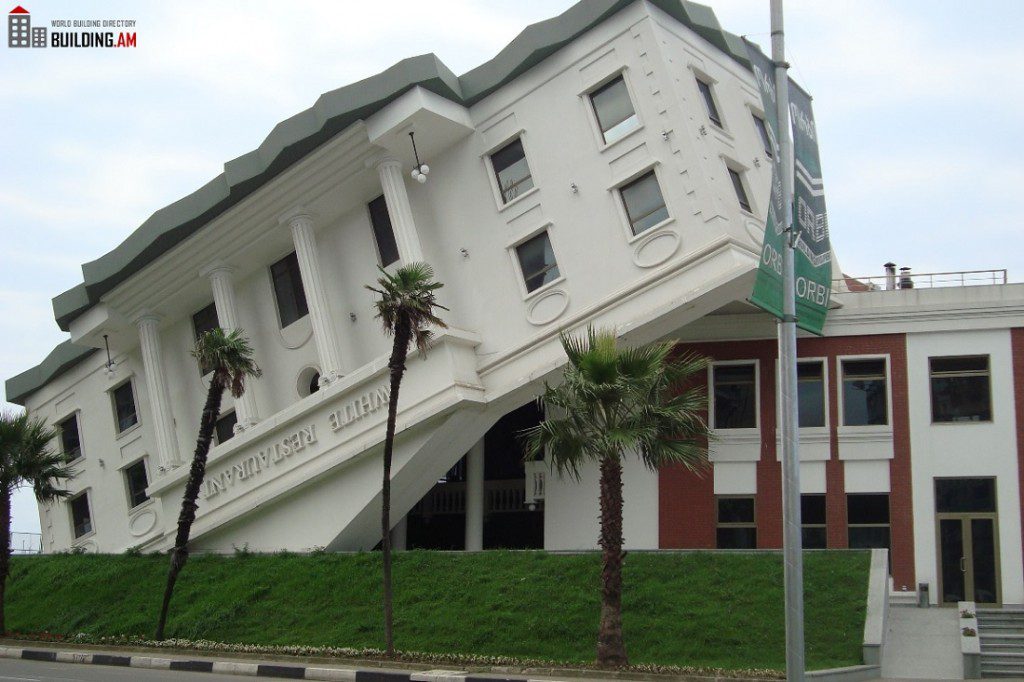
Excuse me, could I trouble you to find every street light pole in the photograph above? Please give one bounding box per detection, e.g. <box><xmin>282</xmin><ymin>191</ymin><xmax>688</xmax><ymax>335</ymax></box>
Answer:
<box><xmin>770</xmin><ymin>1</ymin><xmax>805</xmax><ymax>681</ymax></box>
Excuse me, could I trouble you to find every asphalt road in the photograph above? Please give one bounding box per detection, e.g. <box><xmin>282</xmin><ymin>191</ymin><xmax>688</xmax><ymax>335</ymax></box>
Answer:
<box><xmin>0</xmin><ymin>657</ymin><xmax>247</xmax><ymax>681</ymax></box>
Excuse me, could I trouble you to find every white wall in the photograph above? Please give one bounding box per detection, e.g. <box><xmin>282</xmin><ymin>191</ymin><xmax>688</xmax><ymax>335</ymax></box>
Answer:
<box><xmin>906</xmin><ymin>329</ymin><xmax>1023</xmax><ymax>605</ymax></box>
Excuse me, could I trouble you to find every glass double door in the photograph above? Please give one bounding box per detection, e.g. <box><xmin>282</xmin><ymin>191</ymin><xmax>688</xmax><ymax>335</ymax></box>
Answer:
<box><xmin>938</xmin><ymin>515</ymin><xmax>999</xmax><ymax>605</ymax></box>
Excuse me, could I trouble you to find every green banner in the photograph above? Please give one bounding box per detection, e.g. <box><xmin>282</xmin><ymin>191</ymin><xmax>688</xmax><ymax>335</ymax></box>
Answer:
<box><xmin>745</xmin><ymin>41</ymin><xmax>832</xmax><ymax>335</ymax></box>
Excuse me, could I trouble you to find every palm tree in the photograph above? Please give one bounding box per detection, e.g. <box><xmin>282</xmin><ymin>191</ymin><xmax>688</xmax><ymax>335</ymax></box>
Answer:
<box><xmin>366</xmin><ymin>262</ymin><xmax>447</xmax><ymax>656</ymax></box>
<box><xmin>155</xmin><ymin>327</ymin><xmax>261</xmax><ymax>640</ymax></box>
<box><xmin>522</xmin><ymin>328</ymin><xmax>710</xmax><ymax>667</ymax></box>
<box><xmin>0</xmin><ymin>411</ymin><xmax>76</xmax><ymax>634</ymax></box>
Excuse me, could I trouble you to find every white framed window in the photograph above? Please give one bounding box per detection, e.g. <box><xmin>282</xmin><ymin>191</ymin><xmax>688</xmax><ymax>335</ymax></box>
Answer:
<box><xmin>929</xmin><ymin>355</ymin><xmax>991</xmax><ymax>423</ymax></box>
<box><xmin>367</xmin><ymin>195</ymin><xmax>400</xmax><ymax>267</ymax></box>
<box><xmin>725</xmin><ymin>163</ymin><xmax>754</xmax><ymax>214</ymax></box>
<box><xmin>696</xmin><ymin>76</ymin><xmax>723</xmax><ymax>128</ymax></box>
<box><xmin>489</xmin><ymin>137</ymin><xmax>535</xmax><ymax>205</ymax></box>
<box><xmin>838</xmin><ymin>356</ymin><xmax>891</xmax><ymax>427</ymax></box>
<box><xmin>710</xmin><ymin>360</ymin><xmax>759</xmax><ymax>431</ymax></box>
<box><xmin>716</xmin><ymin>495</ymin><xmax>756</xmax><ymax>549</ymax></box>
<box><xmin>586</xmin><ymin>73</ymin><xmax>641</xmax><ymax>146</ymax></box>
<box><xmin>110</xmin><ymin>378</ymin><xmax>139</xmax><ymax>435</ymax></box>
<box><xmin>68</xmin><ymin>490</ymin><xmax>94</xmax><ymax>539</ymax></box>
<box><xmin>612</xmin><ymin>165</ymin><xmax>672</xmax><ymax>239</ymax></box>
<box><xmin>123</xmin><ymin>458</ymin><xmax>150</xmax><ymax>510</ymax></box>
<box><xmin>796</xmin><ymin>358</ymin><xmax>827</xmax><ymax>429</ymax></box>
<box><xmin>509</xmin><ymin>226</ymin><xmax>562</xmax><ymax>297</ymax></box>
<box><xmin>752</xmin><ymin>113</ymin><xmax>774</xmax><ymax>159</ymax></box>
<box><xmin>270</xmin><ymin>251</ymin><xmax>309</xmax><ymax>329</ymax></box>
<box><xmin>57</xmin><ymin>411</ymin><xmax>83</xmax><ymax>462</ymax></box>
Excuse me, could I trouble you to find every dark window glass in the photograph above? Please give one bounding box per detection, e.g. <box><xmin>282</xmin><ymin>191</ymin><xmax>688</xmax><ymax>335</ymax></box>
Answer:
<box><xmin>112</xmin><ymin>382</ymin><xmax>138</xmax><ymax>433</ymax></box>
<box><xmin>309</xmin><ymin>372</ymin><xmax>321</xmax><ymax>395</ymax></box>
<box><xmin>58</xmin><ymin>414</ymin><xmax>81</xmax><ymax>461</ymax></box>
<box><xmin>368</xmin><ymin>195</ymin><xmax>400</xmax><ymax>267</ymax></box>
<box><xmin>930</xmin><ymin>356</ymin><xmax>991</xmax><ymax>422</ymax></box>
<box><xmin>713</xmin><ymin>363</ymin><xmax>756</xmax><ymax>429</ymax></box>
<box><xmin>270</xmin><ymin>252</ymin><xmax>309</xmax><ymax>328</ymax></box>
<box><xmin>728</xmin><ymin>168</ymin><xmax>752</xmax><ymax>212</ymax></box>
<box><xmin>753</xmin><ymin>114</ymin><xmax>773</xmax><ymax>159</ymax></box>
<box><xmin>590</xmin><ymin>76</ymin><xmax>639</xmax><ymax>144</ymax></box>
<box><xmin>192</xmin><ymin>303</ymin><xmax>220</xmax><ymax>374</ymax></box>
<box><xmin>124</xmin><ymin>460</ymin><xmax>149</xmax><ymax>509</ymax></box>
<box><xmin>803</xmin><ymin>527</ymin><xmax>828</xmax><ymax>549</ymax></box>
<box><xmin>802</xmin><ymin>494</ymin><xmax>827</xmax><ymax>549</ymax></box>
<box><xmin>842</xmin><ymin>359</ymin><xmax>888</xmax><ymax>426</ymax></box>
<box><xmin>847</xmin><ymin>493</ymin><xmax>890</xmax><ymax>550</ymax></box>
<box><xmin>797</xmin><ymin>361</ymin><xmax>825</xmax><ymax>428</ymax></box>
<box><xmin>620</xmin><ymin>171</ymin><xmax>669</xmax><ymax>235</ymax></box>
<box><xmin>516</xmin><ymin>232</ymin><xmax>560</xmax><ymax>293</ymax></box>
<box><xmin>935</xmin><ymin>478</ymin><xmax>996</xmax><ymax>514</ymax></box>
<box><xmin>70</xmin><ymin>494</ymin><xmax>92</xmax><ymax>538</ymax></box>
<box><xmin>491</xmin><ymin>138</ymin><xmax>534</xmax><ymax>204</ymax></box>
<box><xmin>697</xmin><ymin>78</ymin><xmax>722</xmax><ymax>126</ymax></box>
<box><xmin>716</xmin><ymin>496</ymin><xmax>756</xmax><ymax>549</ymax></box>
<box><xmin>215</xmin><ymin>411</ymin><xmax>238</xmax><ymax>445</ymax></box>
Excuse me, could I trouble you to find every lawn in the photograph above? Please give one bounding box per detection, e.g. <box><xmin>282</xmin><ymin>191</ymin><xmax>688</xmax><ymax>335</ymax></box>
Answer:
<box><xmin>6</xmin><ymin>550</ymin><xmax>869</xmax><ymax>671</ymax></box>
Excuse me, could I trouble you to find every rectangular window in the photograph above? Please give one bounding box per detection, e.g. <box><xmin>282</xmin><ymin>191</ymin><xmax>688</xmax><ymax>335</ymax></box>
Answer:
<box><xmin>69</xmin><ymin>493</ymin><xmax>92</xmax><ymax>538</ymax></box>
<box><xmin>270</xmin><ymin>251</ymin><xmax>309</xmax><ymax>328</ymax></box>
<box><xmin>215</xmin><ymin>410</ymin><xmax>238</xmax><ymax>445</ymax></box>
<box><xmin>930</xmin><ymin>356</ymin><xmax>991</xmax><ymax>422</ymax></box>
<box><xmin>111</xmin><ymin>381</ymin><xmax>138</xmax><ymax>434</ymax></box>
<box><xmin>728</xmin><ymin>168</ymin><xmax>752</xmax><ymax>212</ymax></box>
<box><xmin>124</xmin><ymin>460</ymin><xmax>149</xmax><ymax>509</ymax></box>
<box><xmin>368</xmin><ymin>195</ymin><xmax>400</xmax><ymax>267</ymax></box>
<box><xmin>191</xmin><ymin>302</ymin><xmax>219</xmax><ymax>374</ymax></box>
<box><xmin>797</xmin><ymin>361</ymin><xmax>826</xmax><ymax>428</ymax></box>
<box><xmin>713</xmin><ymin>363</ymin><xmax>757</xmax><ymax>429</ymax></box>
<box><xmin>589</xmin><ymin>75</ymin><xmax>640</xmax><ymax>144</ymax></box>
<box><xmin>491</xmin><ymin>138</ymin><xmax>534</xmax><ymax>204</ymax></box>
<box><xmin>516</xmin><ymin>231</ymin><xmax>560</xmax><ymax>294</ymax></box>
<box><xmin>935</xmin><ymin>478</ymin><xmax>996</xmax><ymax>514</ymax></box>
<box><xmin>58</xmin><ymin>413</ymin><xmax>82</xmax><ymax>461</ymax></box>
<box><xmin>697</xmin><ymin>78</ymin><xmax>722</xmax><ymax>127</ymax></box>
<box><xmin>802</xmin><ymin>494</ymin><xmax>827</xmax><ymax>549</ymax></box>
<box><xmin>847</xmin><ymin>493</ymin><xmax>890</xmax><ymax>549</ymax></box>
<box><xmin>842</xmin><ymin>359</ymin><xmax>888</xmax><ymax>426</ymax></box>
<box><xmin>619</xmin><ymin>171</ymin><xmax>669</xmax><ymax>235</ymax></box>
<box><xmin>753</xmin><ymin>114</ymin><xmax>773</xmax><ymax>159</ymax></box>
<box><xmin>716</xmin><ymin>496</ymin><xmax>756</xmax><ymax>549</ymax></box>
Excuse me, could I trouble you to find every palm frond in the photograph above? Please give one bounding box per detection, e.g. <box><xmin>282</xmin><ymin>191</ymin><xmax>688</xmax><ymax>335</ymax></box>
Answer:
<box><xmin>192</xmin><ymin>328</ymin><xmax>262</xmax><ymax>398</ymax></box>
<box><xmin>0</xmin><ymin>410</ymin><xmax>76</xmax><ymax>501</ymax></box>
<box><xmin>366</xmin><ymin>262</ymin><xmax>448</xmax><ymax>357</ymax></box>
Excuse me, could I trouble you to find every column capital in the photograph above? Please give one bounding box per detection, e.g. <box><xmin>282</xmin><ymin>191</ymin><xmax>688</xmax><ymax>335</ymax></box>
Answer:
<box><xmin>367</xmin><ymin>154</ymin><xmax>402</xmax><ymax>171</ymax></box>
<box><xmin>277</xmin><ymin>206</ymin><xmax>317</xmax><ymax>229</ymax></box>
<box><xmin>131</xmin><ymin>309</ymin><xmax>161</xmax><ymax>326</ymax></box>
<box><xmin>199</xmin><ymin>260</ymin><xmax>236</xmax><ymax>279</ymax></box>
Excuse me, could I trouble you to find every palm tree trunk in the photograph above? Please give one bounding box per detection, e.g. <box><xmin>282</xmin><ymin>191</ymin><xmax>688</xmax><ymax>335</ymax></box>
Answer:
<box><xmin>0</xmin><ymin>486</ymin><xmax>10</xmax><ymax>635</ymax></box>
<box><xmin>381</xmin><ymin>319</ymin><xmax>411</xmax><ymax>657</ymax></box>
<box><xmin>596</xmin><ymin>453</ymin><xmax>627</xmax><ymax>666</ymax></box>
<box><xmin>155</xmin><ymin>380</ymin><xmax>224</xmax><ymax>640</ymax></box>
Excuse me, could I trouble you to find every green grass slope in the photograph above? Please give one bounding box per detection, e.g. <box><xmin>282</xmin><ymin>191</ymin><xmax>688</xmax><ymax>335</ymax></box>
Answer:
<box><xmin>7</xmin><ymin>550</ymin><xmax>869</xmax><ymax>671</ymax></box>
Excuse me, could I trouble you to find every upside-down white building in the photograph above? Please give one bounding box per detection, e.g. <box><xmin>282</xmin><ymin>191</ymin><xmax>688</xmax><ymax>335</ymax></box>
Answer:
<box><xmin>7</xmin><ymin>0</ymin><xmax>1024</xmax><ymax>608</ymax></box>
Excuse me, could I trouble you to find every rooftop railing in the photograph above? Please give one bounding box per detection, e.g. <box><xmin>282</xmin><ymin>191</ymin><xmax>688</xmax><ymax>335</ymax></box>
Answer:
<box><xmin>837</xmin><ymin>269</ymin><xmax>1008</xmax><ymax>292</ymax></box>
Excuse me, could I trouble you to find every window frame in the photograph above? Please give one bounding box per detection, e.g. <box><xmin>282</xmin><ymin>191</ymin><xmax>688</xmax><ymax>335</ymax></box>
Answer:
<box><xmin>776</xmin><ymin>357</ymin><xmax>829</xmax><ymax>431</ymax></box>
<box><xmin>709</xmin><ymin>359</ymin><xmax>760</xmax><ymax>433</ymax></box>
<box><xmin>694</xmin><ymin>73</ymin><xmax>724</xmax><ymax>129</ymax></box>
<box><xmin>723</xmin><ymin>160</ymin><xmax>755</xmax><ymax>215</ymax></box>
<box><xmin>191</xmin><ymin>302</ymin><xmax>220</xmax><ymax>375</ymax></box>
<box><xmin>122</xmin><ymin>457</ymin><xmax>151</xmax><ymax>511</ymax></box>
<box><xmin>715</xmin><ymin>494</ymin><xmax>757</xmax><ymax>549</ymax></box>
<box><xmin>484</xmin><ymin>133</ymin><xmax>538</xmax><ymax>209</ymax></box>
<box><xmin>836</xmin><ymin>354</ymin><xmax>893</xmax><ymax>429</ymax></box>
<box><xmin>928</xmin><ymin>355</ymin><xmax>993</xmax><ymax>424</ymax></box>
<box><xmin>846</xmin><ymin>493</ymin><xmax>891</xmax><ymax>550</ymax></box>
<box><xmin>56</xmin><ymin>410</ymin><xmax>84</xmax><ymax>463</ymax></box>
<box><xmin>109</xmin><ymin>377</ymin><xmax>140</xmax><ymax>437</ymax></box>
<box><xmin>582</xmin><ymin>70</ymin><xmax>644</xmax><ymax>149</ymax></box>
<box><xmin>507</xmin><ymin>223</ymin><xmax>564</xmax><ymax>300</ymax></box>
<box><xmin>610</xmin><ymin>163</ymin><xmax>674</xmax><ymax>242</ymax></box>
<box><xmin>751</xmin><ymin>111</ymin><xmax>774</xmax><ymax>160</ymax></box>
<box><xmin>68</xmin><ymin>489</ymin><xmax>95</xmax><ymax>541</ymax></box>
<box><xmin>367</xmin><ymin>194</ymin><xmax>401</xmax><ymax>268</ymax></box>
<box><xmin>268</xmin><ymin>250</ymin><xmax>310</xmax><ymax>330</ymax></box>
<box><xmin>801</xmin><ymin>493</ymin><xmax>828</xmax><ymax>549</ymax></box>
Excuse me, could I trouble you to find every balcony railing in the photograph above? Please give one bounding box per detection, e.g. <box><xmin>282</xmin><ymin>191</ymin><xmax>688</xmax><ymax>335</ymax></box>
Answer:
<box><xmin>837</xmin><ymin>269</ymin><xmax>1008</xmax><ymax>292</ymax></box>
<box><xmin>412</xmin><ymin>479</ymin><xmax>529</xmax><ymax>516</ymax></box>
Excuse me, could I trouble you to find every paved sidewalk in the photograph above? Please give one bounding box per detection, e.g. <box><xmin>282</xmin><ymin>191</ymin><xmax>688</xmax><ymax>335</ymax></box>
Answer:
<box><xmin>880</xmin><ymin>606</ymin><xmax>962</xmax><ymax>680</ymax></box>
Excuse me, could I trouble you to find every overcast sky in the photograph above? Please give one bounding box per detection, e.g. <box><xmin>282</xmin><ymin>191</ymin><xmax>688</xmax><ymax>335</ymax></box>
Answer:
<box><xmin>2</xmin><ymin>0</ymin><xmax>1022</xmax><ymax>538</ymax></box>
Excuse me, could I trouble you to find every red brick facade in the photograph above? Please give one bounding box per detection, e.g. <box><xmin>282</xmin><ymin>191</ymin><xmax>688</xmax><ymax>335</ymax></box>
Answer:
<box><xmin>658</xmin><ymin>333</ymin><xmax>915</xmax><ymax>588</ymax></box>
<box><xmin>1012</xmin><ymin>328</ymin><xmax>1024</xmax><ymax>576</ymax></box>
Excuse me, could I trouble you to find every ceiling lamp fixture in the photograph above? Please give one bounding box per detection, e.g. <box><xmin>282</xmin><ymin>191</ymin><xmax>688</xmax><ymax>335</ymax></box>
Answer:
<box><xmin>408</xmin><ymin>131</ymin><xmax>429</xmax><ymax>183</ymax></box>
<box><xmin>102</xmin><ymin>334</ymin><xmax>117</xmax><ymax>378</ymax></box>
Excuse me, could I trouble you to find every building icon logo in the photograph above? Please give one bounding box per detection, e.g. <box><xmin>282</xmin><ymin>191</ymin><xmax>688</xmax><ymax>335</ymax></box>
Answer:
<box><xmin>8</xmin><ymin>5</ymin><xmax>33</xmax><ymax>48</ymax></box>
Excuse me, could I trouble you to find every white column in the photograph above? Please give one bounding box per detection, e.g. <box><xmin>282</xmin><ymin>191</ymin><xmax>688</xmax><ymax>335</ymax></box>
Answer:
<box><xmin>278</xmin><ymin>207</ymin><xmax>344</xmax><ymax>385</ymax></box>
<box><xmin>202</xmin><ymin>263</ymin><xmax>260</xmax><ymax>430</ymax></box>
<box><xmin>135</xmin><ymin>313</ymin><xmax>181</xmax><ymax>471</ymax></box>
<box><xmin>391</xmin><ymin>515</ymin><xmax>408</xmax><ymax>552</ymax></box>
<box><xmin>465</xmin><ymin>439</ymin><xmax>485</xmax><ymax>551</ymax></box>
<box><xmin>375</xmin><ymin>156</ymin><xmax>424</xmax><ymax>263</ymax></box>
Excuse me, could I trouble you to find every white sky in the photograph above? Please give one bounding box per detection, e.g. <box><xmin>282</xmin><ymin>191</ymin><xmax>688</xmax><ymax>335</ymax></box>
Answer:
<box><xmin>2</xmin><ymin>0</ymin><xmax>1022</xmax><ymax>536</ymax></box>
